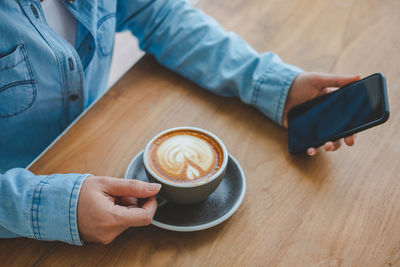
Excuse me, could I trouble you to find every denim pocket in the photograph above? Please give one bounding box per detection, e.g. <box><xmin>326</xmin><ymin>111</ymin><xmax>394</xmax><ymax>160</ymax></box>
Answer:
<box><xmin>0</xmin><ymin>44</ymin><xmax>36</xmax><ymax>117</ymax></box>
<box><xmin>97</xmin><ymin>14</ymin><xmax>116</xmax><ymax>56</ymax></box>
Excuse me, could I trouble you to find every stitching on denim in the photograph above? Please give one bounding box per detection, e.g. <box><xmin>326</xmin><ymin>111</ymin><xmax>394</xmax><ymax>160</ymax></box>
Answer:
<box><xmin>97</xmin><ymin>13</ymin><xmax>116</xmax><ymax>56</ymax></box>
<box><xmin>54</xmin><ymin>50</ymin><xmax>69</xmax><ymax>126</ymax></box>
<box><xmin>0</xmin><ymin>44</ymin><xmax>27</xmax><ymax>71</ymax></box>
<box><xmin>0</xmin><ymin>44</ymin><xmax>38</xmax><ymax>118</ymax></box>
<box><xmin>31</xmin><ymin>176</ymin><xmax>50</xmax><ymax>239</ymax></box>
<box><xmin>0</xmin><ymin>80</ymin><xmax>36</xmax><ymax>118</ymax></box>
<box><xmin>22</xmin><ymin>43</ymin><xmax>37</xmax><ymax>90</ymax></box>
<box><xmin>0</xmin><ymin>80</ymin><xmax>34</xmax><ymax>93</ymax></box>
<box><xmin>66</xmin><ymin>42</ymin><xmax>85</xmax><ymax>110</ymax></box>
<box><xmin>17</xmin><ymin>0</ymin><xmax>51</xmax><ymax>48</ymax></box>
<box><xmin>276</xmin><ymin>71</ymin><xmax>297</xmax><ymax>123</ymax></box>
<box><xmin>31</xmin><ymin>180</ymin><xmax>43</xmax><ymax>239</ymax></box>
<box><xmin>69</xmin><ymin>175</ymin><xmax>82</xmax><ymax>245</ymax></box>
<box><xmin>252</xmin><ymin>62</ymin><xmax>274</xmax><ymax>106</ymax></box>
<box><xmin>97</xmin><ymin>13</ymin><xmax>116</xmax><ymax>27</ymax></box>
<box><xmin>35</xmin><ymin>177</ymin><xmax>51</xmax><ymax>240</ymax></box>
<box><xmin>276</xmin><ymin>77</ymin><xmax>287</xmax><ymax>122</ymax></box>
<box><xmin>252</xmin><ymin>76</ymin><xmax>263</xmax><ymax>105</ymax></box>
<box><xmin>74</xmin><ymin>50</ymin><xmax>85</xmax><ymax>109</ymax></box>
<box><xmin>35</xmin><ymin>179</ymin><xmax>46</xmax><ymax>239</ymax></box>
<box><xmin>0</xmin><ymin>57</ymin><xmax>25</xmax><ymax>72</ymax></box>
<box><xmin>0</xmin><ymin>84</ymin><xmax>36</xmax><ymax>118</ymax></box>
<box><xmin>22</xmin><ymin>42</ymin><xmax>38</xmax><ymax>110</ymax></box>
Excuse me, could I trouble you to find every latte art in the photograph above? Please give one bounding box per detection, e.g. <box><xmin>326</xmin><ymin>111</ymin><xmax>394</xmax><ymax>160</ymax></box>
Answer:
<box><xmin>157</xmin><ymin>135</ymin><xmax>214</xmax><ymax>180</ymax></box>
<box><xmin>147</xmin><ymin>129</ymin><xmax>224</xmax><ymax>183</ymax></box>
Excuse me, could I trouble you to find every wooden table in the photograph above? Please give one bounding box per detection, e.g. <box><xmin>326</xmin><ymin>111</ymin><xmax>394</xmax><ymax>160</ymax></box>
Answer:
<box><xmin>1</xmin><ymin>0</ymin><xmax>400</xmax><ymax>266</ymax></box>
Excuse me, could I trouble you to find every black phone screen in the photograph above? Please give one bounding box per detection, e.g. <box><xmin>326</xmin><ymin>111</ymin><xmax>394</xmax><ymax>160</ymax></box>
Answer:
<box><xmin>288</xmin><ymin>73</ymin><xmax>388</xmax><ymax>154</ymax></box>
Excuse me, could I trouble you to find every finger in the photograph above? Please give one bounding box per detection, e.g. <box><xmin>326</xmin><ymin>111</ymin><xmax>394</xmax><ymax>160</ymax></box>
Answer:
<box><xmin>330</xmin><ymin>140</ymin><xmax>342</xmax><ymax>151</ymax></box>
<box><xmin>115</xmin><ymin>197</ymin><xmax>158</xmax><ymax>227</ymax></box>
<box><xmin>323</xmin><ymin>87</ymin><xmax>337</xmax><ymax>94</ymax></box>
<box><xmin>314</xmin><ymin>73</ymin><xmax>361</xmax><ymax>88</ymax></box>
<box><xmin>344</xmin><ymin>135</ymin><xmax>355</xmax><ymax>146</ymax></box>
<box><xmin>307</xmin><ymin>147</ymin><xmax>319</xmax><ymax>156</ymax></box>
<box><xmin>324</xmin><ymin>141</ymin><xmax>334</xmax><ymax>151</ymax></box>
<box><xmin>119</xmin><ymin>196</ymin><xmax>138</xmax><ymax>207</ymax></box>
<box><xmin>141</xmin><ymin>196</ymin><xmax>158</xmax><ymax>218</ymax></box>
<box><xmin>103</xmin><ymin>177</ymin><xmax>161</xmax><ymax>198</ymax></box>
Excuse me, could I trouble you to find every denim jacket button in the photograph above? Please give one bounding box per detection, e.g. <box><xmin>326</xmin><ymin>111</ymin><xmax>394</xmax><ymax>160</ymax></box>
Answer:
<box><xmin>68</xmin><ymin>58</ymin><xmax>74</xmax><ymax>71</ymax></box>
<box><xmin>69</xmin><ymin>94</ymin><xmax>79</xmax><ymax>101</ymax></box>
<box><xmin>68</xmin><ymin>0</ymin><xmax>75</xmax><ymax>3</ymax></box>
<box><xmin>30</xmin><ymin>4</ymin><xmax>39</xmax><ymax>19</ymax></box>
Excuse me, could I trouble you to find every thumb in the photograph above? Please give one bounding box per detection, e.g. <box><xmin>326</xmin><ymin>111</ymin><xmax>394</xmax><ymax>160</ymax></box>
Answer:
<box><xmin>102</xmin><ymin>177</ymin><xmax>161</xmax><ymax>198</ymax></box>
<box><xmin>313</xmin><ymin>73</ymin><xmax>361</xmax><ymax>88</ymax></box>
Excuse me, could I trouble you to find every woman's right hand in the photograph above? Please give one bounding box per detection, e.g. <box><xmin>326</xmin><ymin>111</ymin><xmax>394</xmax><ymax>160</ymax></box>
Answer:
<box><xmin>282</xmin><ymin>72</ymin><xmax>360</xmax><ymax>156</ymax></box>
<box><xmin>77</xmin><ymin>176</ymin><xmax>161</xmax><ymax>244</ymax></box>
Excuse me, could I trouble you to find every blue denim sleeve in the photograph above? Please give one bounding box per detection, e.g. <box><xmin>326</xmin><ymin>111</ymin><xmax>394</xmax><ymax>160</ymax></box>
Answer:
<box><xmin>116</xmin><ymin>0</ymin><xmax>303</xmax><ymax>125</ymax></box>
<box><xmin>0</xmin><ymin>168</ymin><xmax>90</xmax><ymax>245</ymax></box>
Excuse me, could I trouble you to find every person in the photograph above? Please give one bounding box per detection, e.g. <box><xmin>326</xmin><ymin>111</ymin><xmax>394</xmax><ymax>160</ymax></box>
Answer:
<box><xmin>0</xmin><ymin>0</ymin><xmax>357</xmax><ymax>245</ymax></box>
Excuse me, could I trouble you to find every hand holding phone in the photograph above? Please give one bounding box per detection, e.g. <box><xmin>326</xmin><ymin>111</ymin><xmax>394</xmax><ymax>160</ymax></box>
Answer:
<box><xmin>288</xmin><ymin>73</ymin><xmax>390</xmax><ymax>155</ymax></box>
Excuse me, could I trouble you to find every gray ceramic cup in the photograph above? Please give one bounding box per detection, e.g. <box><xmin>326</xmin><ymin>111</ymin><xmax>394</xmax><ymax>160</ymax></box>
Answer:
<box><xmin>143</xmin><ymin>127</ymin><xmax>228</xmax><ymax>205</ymax></box>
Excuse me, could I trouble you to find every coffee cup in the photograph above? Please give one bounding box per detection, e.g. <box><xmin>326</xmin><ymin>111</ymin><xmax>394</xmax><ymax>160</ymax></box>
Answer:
<box><xmin>143</xmin><ymin>126</ymin><xmax>228</xmax><ymax>205</ymax></box>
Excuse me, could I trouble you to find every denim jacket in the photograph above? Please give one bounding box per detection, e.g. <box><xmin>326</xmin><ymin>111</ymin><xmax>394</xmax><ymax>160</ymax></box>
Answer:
<box><xmin>0</xmin><ymin>0</ymin><xmax>302</xmax><ymax>245</ymax></box>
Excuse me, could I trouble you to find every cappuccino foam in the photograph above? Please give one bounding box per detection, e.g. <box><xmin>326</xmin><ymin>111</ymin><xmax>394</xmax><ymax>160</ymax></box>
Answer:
<box><xmin>146</xmin><ymin>130</ymin><xmax>224</xmax><ymax>183</ymax></box>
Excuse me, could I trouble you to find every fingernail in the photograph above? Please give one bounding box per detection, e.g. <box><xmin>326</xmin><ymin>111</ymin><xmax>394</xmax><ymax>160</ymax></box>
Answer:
<box><xmin>309</xmin><ymin>150</ymin><xmax>315</xmax><ymax>156</ymax></box>
<box><xmin>147</xmin><ymin>183</ymin><xmax>161</xmax><ymax>191</ymax></box>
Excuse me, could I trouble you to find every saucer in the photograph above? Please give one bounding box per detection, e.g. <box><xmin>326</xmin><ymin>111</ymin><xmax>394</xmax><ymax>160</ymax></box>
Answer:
<box><xmin>124</xmin><ymin>151</ymin><xmax>246</xmax><ymax>232</ymax></box>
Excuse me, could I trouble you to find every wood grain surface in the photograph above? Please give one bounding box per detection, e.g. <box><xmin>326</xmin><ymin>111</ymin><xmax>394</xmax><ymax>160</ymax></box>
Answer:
<box><xmin>2</xmin><ymin>0</ymin><xmax>400</xmax><ymax>266</ymax></box>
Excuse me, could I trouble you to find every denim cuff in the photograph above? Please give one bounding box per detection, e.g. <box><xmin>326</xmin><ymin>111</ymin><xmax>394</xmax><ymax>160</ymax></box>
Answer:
<box><xmin>251</xmin><ymin>53</ymin><xmax>303</xmax><ymax>125</ymax></box>
<box><xmin>31</xmin><ymin>173</ymin><xmax>91</xmax><ymax>245</ymax></box>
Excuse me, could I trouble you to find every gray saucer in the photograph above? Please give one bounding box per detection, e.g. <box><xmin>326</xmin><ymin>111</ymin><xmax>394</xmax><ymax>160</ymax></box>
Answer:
<box><xmin>124</xmin><ymin>151</ymin><xmax>246</xmax><ymax>232</ymax></box>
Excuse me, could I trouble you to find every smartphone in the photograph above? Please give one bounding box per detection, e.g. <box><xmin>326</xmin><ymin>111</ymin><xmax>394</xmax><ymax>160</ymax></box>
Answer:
<box><xmin>288</xmin><ymin>73</ymin><xmax>390</xmax><ymax>155</ymax></box>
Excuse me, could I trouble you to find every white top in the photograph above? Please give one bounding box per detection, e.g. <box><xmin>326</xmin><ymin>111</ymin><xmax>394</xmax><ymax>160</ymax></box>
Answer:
<box><xmin>41</xmin><ymin>0</ymin><xmax>77</xmax><ymax>46</ymax></box>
